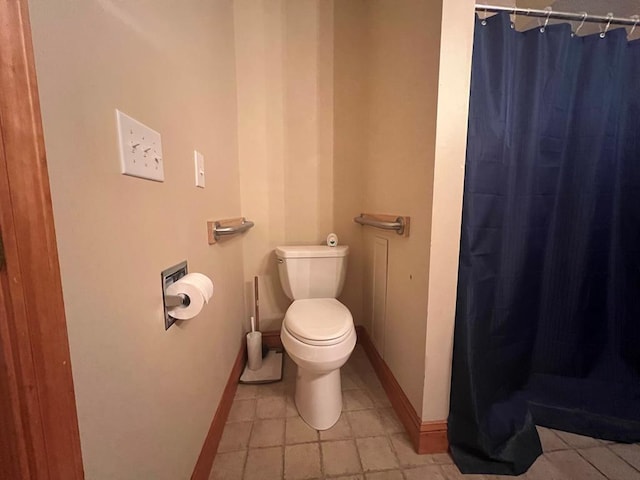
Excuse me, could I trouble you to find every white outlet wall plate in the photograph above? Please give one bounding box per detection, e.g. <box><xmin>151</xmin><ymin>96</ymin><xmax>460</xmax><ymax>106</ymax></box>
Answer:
<box><xmin>116</xmin><ymin>109</ymin><xmax>164</xmax><ymax>182</ymax></box>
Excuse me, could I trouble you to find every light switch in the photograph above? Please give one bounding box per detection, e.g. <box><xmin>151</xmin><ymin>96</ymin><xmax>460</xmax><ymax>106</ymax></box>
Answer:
<box><xmin>116</xmin><ymin>110</ymin><xmax>164</xmax><ymax>182</ymax></box>
<box><xmin>194</xmin><ymin>150</ymin><xmax>205</xmax><ymax>188</ymax></box>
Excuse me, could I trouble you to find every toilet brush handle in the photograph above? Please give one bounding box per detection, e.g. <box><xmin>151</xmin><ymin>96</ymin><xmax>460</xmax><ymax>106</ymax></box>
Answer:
<box><xmin>254</xmin><ymin>276</ymin><xmax>260</xmax><ymax>331</ymax></box>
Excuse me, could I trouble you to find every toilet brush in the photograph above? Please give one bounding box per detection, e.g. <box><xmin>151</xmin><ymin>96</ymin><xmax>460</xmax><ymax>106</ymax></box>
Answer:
<box><xmin>254</xmin><ymin>275</ymin><xmax>269</xmax><ymax>358</ymax></box>
<box><xmin>247</xmin><ymin>316</ymin><xmax>262</xmax><ymax>371</ymax></box>
<box><xmin>239</xmin><ymin>276</ymin><xmax>283</xmax><ymax>383</ymax></box>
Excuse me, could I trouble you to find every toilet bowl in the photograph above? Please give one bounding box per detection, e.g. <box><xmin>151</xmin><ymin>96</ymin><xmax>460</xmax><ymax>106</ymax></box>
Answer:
<box><xmin>280</xmin><ymin>298</ymin><xmax>356</xmax><ymax>430</ymax></box>
<box><xmin>275</xmin><ymin>245</ymin><xmax>355</xmax><ymax>430</ymax></box>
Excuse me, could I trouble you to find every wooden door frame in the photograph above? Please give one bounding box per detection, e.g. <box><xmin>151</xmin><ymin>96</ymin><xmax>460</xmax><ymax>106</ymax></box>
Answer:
<box><xmin>0</xmin><ymin>1</ymin><xmax>83</xmax><ymax>478</ymax></box>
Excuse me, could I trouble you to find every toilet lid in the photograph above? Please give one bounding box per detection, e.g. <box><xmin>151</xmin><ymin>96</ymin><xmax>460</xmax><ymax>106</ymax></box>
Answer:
<box><xmin>284</xmin><ymin>298</ymin><xmax>353</xmax><ymax>346</ymax></box>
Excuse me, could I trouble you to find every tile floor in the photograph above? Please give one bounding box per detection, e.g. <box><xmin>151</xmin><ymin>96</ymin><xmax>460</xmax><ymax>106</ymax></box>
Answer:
<box><xmin>211</xmin><ymin>345</ymin><xmax>640</xmax><ymax>480</ymax></box>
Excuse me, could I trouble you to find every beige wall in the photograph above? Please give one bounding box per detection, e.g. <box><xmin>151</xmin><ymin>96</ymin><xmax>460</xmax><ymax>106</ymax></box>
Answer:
<box><xmin>336</xmin><ymin>0</ymin><xmax>475</xmax><ymax>420</ymax></box>
<box><xmin>360</xmin><ymin>0</ymin><xmax>442</xmax><ymax>416</ymax></box>
<box><xmin>422</xmin><ymin>0</ymin><xmax>476</xmax><ymax>421</ymax></box>
<box><xmin>29</xmin><ymin>1</ymin><xmax>244</xmax><ymax>478</ymax></box>
<box><xmin>234</xmin><ymin>0</ymin><xmax>363</xmax><ymax>330</ymax></box>
<box><xmin>234</xmin><ymin>0</ymin><xmax>289</xmax><ymax>330</ymax></box>
<box><xmin>333</xmin><ymin>0</ymin><xmax>367</xmax><ymax>327</ymax></box>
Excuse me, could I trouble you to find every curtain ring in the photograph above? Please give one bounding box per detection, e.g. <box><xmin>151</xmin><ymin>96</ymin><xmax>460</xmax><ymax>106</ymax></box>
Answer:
<box><xmin>629</xmin><ymin>15</ymin><xmax>640</xmax><ymax>40</ymax></box>
<box><xmin>481</xmin><ymin>8</ymin><xmax>488</xmax><ymax>26</ymax></box>
<box><xmin>600</xmin><ymin>12</ymin><xmax>614</xmax><ymax>38</ymax></box>
<box><xmin>540</xmin><ymin>7</ymin><xmax>552</xmax><ymax>33</ymax></box>
<box><xmin>572</xmin><ymin>12</ymin><xmax>588</xmax><ymax>37</ymax></box>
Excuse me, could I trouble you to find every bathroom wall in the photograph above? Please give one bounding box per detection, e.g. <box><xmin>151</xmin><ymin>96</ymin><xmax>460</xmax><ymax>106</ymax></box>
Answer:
<box><xmin>334</xmin><ymin>0</ymin><xmax>475</xmax><ymax>421</ymax></box>
<box><xmin>421</xmin><ymin>0</ymin><xmax>475</xmax><ymax>422</ymax></box>
<box><xmin>234</xmin><ymin>0</ymin><xmax>290</xmax><ymax>330</ymax></box>
<box><xmin>235</xmin><ymin>0</ymin><xmax>364</xmax><ymax>330</ymax></box>
<box><xmin>361</xmin><ymin>0</ymin><xmax>443</xmax><ymax>417</ymax></box>
<box><xmin>28</xmin><ymin>1</ymin><xmax>244</xmax><ymax>479</ymax></box>
<box><xmin>333</xmin><ymin>0</ymin><xmax>367</xmax><ymax>332</ymax></box>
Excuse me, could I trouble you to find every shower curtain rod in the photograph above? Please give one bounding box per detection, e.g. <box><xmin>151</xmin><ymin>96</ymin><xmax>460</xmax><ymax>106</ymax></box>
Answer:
<box><xmin>475</xmin><ymin>4</ymin><xmax>640</xmax><ymax>27</ymax></box>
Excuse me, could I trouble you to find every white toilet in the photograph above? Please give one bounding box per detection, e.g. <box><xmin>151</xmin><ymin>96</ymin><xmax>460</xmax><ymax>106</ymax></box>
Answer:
<box><xmin>276</xmin><ymin>245</ymin><xmax>356</xmax><ymax>430</ymax></box>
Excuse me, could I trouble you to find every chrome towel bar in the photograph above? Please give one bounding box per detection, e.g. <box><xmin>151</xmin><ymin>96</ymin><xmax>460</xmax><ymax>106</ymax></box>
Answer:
<box><xmin>354</xmin><ymin>213</ymin><xmax>409</xmax><ymax>236</ymax></box>
<box><xmin>207</xmin><ymin>217</ymin><xmax>255</xmax><ymax>244</ymax></box>
<box><xmin>213</xmin><ymin>219</ymin><xmax>254</xmax><ymax>239</ymax></box>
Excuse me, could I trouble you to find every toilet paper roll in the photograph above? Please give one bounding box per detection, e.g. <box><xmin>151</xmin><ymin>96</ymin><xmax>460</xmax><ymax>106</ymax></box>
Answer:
<box><xmin>166</xmin><ymin>273</ymin><xmax>214</xmax><ymax>320</ymax></box>
<box><xmin>327</xmin><ymin>233</ymin><xmax>338</xmax><ymax>247</ymax></box>
<box><xmin>177</xmin><ymin>272</ymin><xmax>214</xmax><ymax>300</ymax></box>
<box><xmin>247</xmin><ymin>331</ymin><xmax>263</xmax><ymax>371</ymax></box>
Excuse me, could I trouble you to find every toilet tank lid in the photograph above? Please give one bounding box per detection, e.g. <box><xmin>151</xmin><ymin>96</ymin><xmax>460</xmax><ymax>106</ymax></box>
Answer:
<box><xmin>275</xmin><ymin>245</ymin><xmax>349</xmax><ymax>258</ymax></box>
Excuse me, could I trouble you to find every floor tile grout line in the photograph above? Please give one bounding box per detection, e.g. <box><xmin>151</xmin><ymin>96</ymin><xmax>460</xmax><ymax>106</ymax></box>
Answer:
<box><xmin>541</xmin><ymin>427</ymin><xmax>571</xmax><ymax>451</ymax></box>
<box><xmin>281</xmin><ymin>419</ymin><xmax>286</xmax><ymax>478</ymax></box>
<box><xmin>385</xmin><ymin>430</ymin><xmax>402</xmax><ymax>472</ymax></box>
<box><xmin>318</xmin><ymin>437</ymin><xmax>326</xmax><ymax>479</ymax></box>
<box><xmin>603</xmin><ymin>444</ymin><xmax>640</xmax><ymax>474</ymax></box>
<box><xmin>569</xmin><ymin>447</ymin><xmax>622</xmax><ymax>480</ymax></box>
<box><xmin>353</xmin><ymin>435</ymin><xmax>365</xmax><ymax>476</ymax></box>
<box><xmin>239</xmin><ymin>426</ymin><xmax>251</xmax><ymax>480</ymax></box>
<box><xmin>238</xmin><ymin>448</ymin><xmax>248</xmax><ymax>480</ymax></box>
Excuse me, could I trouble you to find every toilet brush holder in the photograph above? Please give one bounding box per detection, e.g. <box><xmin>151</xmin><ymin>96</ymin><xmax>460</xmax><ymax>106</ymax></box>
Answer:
<box><xmin>247</xmin><ymin>331</ymin><xmax>263</xmax><ymax>371</ymax></box>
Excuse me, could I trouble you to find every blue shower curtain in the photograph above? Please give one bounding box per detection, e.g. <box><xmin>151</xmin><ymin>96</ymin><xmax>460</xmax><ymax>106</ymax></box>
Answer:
<box><xmin>448</xmin><ymin>13</ymin><xmax>640</xmax><ymax>475</ymax></box>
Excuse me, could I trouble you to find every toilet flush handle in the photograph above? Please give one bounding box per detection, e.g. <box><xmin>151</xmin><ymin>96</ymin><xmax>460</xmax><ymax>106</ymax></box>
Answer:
<box><xmin>277</xmin><ymin>258</ymin><xmax>284</xmax><ymax>264</ymax></box>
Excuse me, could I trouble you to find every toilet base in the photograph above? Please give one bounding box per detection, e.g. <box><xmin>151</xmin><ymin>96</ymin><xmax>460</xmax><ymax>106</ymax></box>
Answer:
<box><xmin>295</xmin><ymin>367</ymin><xmax>342</xmax><ymax>430</ymax></box>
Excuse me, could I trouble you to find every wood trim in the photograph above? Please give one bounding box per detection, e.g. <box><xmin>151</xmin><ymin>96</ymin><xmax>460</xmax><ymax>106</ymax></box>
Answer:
<box><xmin>191</xmin><ymin>341</ymin><xmax>247</xmax><ymax>480</ymax></box>
<box><xmin>261</xmin><ymin>330</ymin><xmax>283</xmax><ymax>349</ymax></box>
<box><xmin>0</xmin><ymin>261</ymin><xmax>32</xmax><ymax>479</ymax></box>
<box><xmin>0</xmin><ymin>1</ymin><xmax>84</xmax><ymax>478</ymax></box>
<box><xmin>355</xmin><ymin>326</ymin><xmax>448</xmax><ymax>454</ymax></box>
<box><xmin>419</xmin><ymin>420</ymin><xmax>449</xmax><ymax>454</ymax></box>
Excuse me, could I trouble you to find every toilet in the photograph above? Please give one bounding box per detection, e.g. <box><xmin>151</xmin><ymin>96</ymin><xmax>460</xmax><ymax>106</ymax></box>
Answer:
<box><xmin>276</xmin><ymin>245</ymin><xmax>356</xmax><ymax>430</ymax></box>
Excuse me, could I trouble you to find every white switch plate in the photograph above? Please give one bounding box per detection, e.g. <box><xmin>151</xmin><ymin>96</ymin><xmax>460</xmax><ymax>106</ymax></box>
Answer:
<box><xmin>116</xmin><ymin>110</ymin><xmax>164</xmax><ymax>182</ymax></box>
<box><xmin>194</xmin><ymin>150</ymin><xmax>205</xmax><ymax>188</ymax></box>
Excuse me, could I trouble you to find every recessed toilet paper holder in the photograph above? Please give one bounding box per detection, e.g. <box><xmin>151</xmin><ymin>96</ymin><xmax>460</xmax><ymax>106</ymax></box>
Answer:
<box><xmin>161</xmin><ymin>260</ymin><xmax>189</xmax><ymax>330</ymax></box>
<box><xmin>164</xmin><ymin>293</ymin><xmax>191</xmax><ymax>308</ymax></box>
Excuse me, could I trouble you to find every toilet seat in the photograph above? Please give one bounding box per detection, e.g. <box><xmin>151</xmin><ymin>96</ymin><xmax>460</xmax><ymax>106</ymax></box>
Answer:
<box><xmin>283</xmin><ymin>298</ymin><xmax>353</xmax><ymax>346</ymax></box>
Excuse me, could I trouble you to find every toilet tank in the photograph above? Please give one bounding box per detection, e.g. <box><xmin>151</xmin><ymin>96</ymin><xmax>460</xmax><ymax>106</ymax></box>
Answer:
<box><xmin>275</xmin><ymin>245</ymin><xmax>349</xmax><ymax>300</ymax></box>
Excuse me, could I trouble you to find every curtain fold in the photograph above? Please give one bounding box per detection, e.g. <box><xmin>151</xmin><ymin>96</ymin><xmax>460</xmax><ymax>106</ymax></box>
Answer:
<box><xmin>448</xmin><ymin>13</ymin><xmax>640</xmax><ymax>475</ymax></box>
